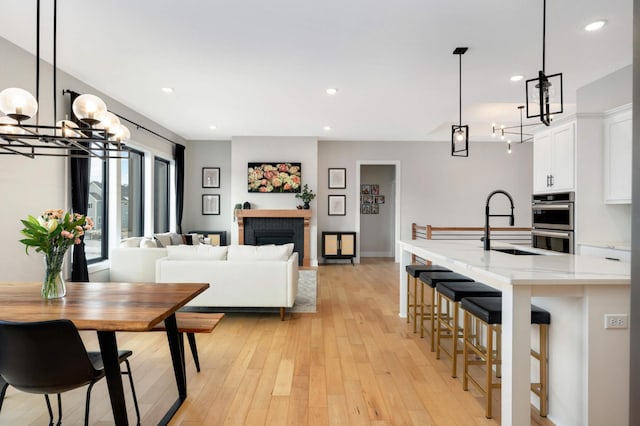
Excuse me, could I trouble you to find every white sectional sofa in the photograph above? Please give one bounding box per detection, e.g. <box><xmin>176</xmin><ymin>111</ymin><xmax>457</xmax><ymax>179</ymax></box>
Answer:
<box><xmin>156</xmin><ymin>244</ymin><xmax>299</xmax><ymax>320</ymax></box>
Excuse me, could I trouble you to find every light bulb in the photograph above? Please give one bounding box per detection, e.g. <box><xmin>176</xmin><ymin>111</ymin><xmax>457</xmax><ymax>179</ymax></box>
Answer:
<box><xmin>72</xmin><ymin>94</ymin><xmax>107</xmax><ymax>125</ymax></box>
<box><xmin>0</xmin><ymin>116</ymin><xmax>26</xmax><ymax>135</ymax></box>
<box><xmin>111</xmin><ymin>124</ymin><xmax>131</xmax><ymax>142</ymax></box>
<box><xmin>507</xmin><ymin>141</ymin><xmax>512</xmax><ymax>154</ymax></box>
<box><xmin>0</xmin><ymin>88</ymin><xmax>38</xmax><ymax>121</ymax></box>
<box><xmin>454</xmin><ymin>129</ymin><xmax>465</xmax><ymax>142</ymax></box>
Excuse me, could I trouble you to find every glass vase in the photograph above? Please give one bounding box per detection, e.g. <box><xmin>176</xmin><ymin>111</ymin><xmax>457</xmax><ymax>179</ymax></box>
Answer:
<box><xmin>42</xmin><ymin>250</ymin><xmax>67</xmax><ymax>300</ymax></box>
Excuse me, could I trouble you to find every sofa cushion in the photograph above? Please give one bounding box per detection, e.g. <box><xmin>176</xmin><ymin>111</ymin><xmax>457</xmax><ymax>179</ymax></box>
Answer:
<box><xmin>154</xmin><ymin>232</ymin><xmax>174</xmax><ymax>248</ymax></box>
<box><xmin>170</xmin><ymin>232</ymin><xmax>184</xmax><ymax>246</ymax></box>
<box><xmin>167</xmin><ymin>245</ymin><xmax>228</xmax><ymax>260</ymax></box>
<box><xmin>120</xmin><ymin>237</ymin><xmax>144</xmax><ymax>248</ymax></box>
<box><xmin>227</xmin><ymin>244</ymin><xmax>294</xmax><ymax>261</ymax></box>
<box><xmin>140</xmin><ymin>238</ymin><xmax>158</xmax><ymax>248</ymax></box>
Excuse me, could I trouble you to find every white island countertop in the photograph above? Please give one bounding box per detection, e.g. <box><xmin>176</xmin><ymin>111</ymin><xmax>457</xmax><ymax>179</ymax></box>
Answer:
<box><xmin>398</xmin><ymin>239</ymin><xmax>631</xmax><ymax>426</ymax></box>
<box><xmin>399</xmin><ymin>239</ymin><xmax>630</xmax><ymax>289</ymax></box>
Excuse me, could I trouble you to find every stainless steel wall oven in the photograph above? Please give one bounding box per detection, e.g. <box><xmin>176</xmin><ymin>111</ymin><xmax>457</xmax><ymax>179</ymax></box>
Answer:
<box><xmin>531</xmin><ymin>192</ymin><xmax>575</xmax><ymax>253</ymax></box>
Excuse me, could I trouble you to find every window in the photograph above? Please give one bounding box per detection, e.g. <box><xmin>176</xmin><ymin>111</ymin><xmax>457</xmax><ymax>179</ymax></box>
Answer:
<box><xmin>86</xmin><ymin>153</ymin><xmax>108</xmax><ymax>262</ymax></box>
<box><xmin>154</xmin><ymin>157</ymin><xmax>170</xmax><ymax>233</ymax></box>
<box><xmin>121</xmin><ymin>149</ymin><xmax>144</xmax><ymax>238</ymax></box>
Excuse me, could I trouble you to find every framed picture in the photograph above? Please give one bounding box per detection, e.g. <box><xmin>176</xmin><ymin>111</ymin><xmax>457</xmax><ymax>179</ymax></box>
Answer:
<box><xmin>328</xmin><ymin>195</ymin><xmax>346</xmax><ymax>216</ymax></box>
<box><xmin>360</xmin><ymin>184</ymin><xmax>370</xmax><ymax>195</ymax></box>
<box><xmin>202</xmin><ymin>194</ymin><xmax>220</xmax><ymax>215</ymax></box>
<box><xmin>370</xmin><ymin>184</ymin><xmax>380</xmax><ymax>196</ymax></box>
<box><xmin>375</xmin><ymin>195</ymin><xmax>385</xmax><ymax>204</ymax></box>
<box><xmin>328</xmin><ymin>168</ymin><xmax>346</xmax><ymax>189</ymax></box>
<box><xmin>360</xmin><ymin>203</ymin><xmax>371</xmax><ymax>214</ymax></box>
<box><xmin>247</xmin><ymin>162</ymin><xmax>301</xmax><ymax>193</ymax></box>
<box><xmin>371</xmin><ymin>204</ymin><xmax>379</xmax><ymax>214</ymax></box>
<box><xmin>361</xmin><ymin>195</ymin><xmax>373</xmax><ymax>204</ymax></box>
<box><xmin>202</xmin><ymin>167</ymin><xmax>220</xmax><ymax>188</ymax></box>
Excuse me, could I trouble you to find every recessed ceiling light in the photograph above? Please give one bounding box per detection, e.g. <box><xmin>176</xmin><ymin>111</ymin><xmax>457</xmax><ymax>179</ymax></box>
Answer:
<box><xmin>161</xmin><ymin>87</ymin><xmax>174</xmax><ymax>93</ymax></box>
<box><xmin>326</xmin><ymin>88</ymin><xmax>338</xmax><ymax>95</ymax></box>
<box><xmin>510</xmin><ymin>75</ymin><xmax>524</xmax><ymax>82</ymax></box>
<box><xmin>323</xmin><ymin>126</ymin><xmax>332</xmax><ymax>131</ymax></box>
<box><xmin>585</xmin><ymin>20</ymin><xmax>606</xmax><ymax>32</ymax></box>
<box><xmin>209</xmin><ymin>125</ymin><xmax>217</xmax><ymax>130</ymax></box>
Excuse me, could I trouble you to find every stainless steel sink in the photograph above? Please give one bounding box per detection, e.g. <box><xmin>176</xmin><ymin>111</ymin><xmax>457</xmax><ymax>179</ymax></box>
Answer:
<box><xmin>491</xmin><ymin>248</ymin><xmax>542</xmax><ymax>256</ymax></box>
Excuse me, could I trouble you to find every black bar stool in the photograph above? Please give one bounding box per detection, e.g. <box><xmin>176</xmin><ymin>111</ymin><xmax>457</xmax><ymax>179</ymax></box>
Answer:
<box><xmin>418</xmin><ymin>271</ymin><xmax>473</xmax><ymax>351</ymax></box>
<box><xmin>405</xmin><ymin>264</ymin><xmax>450</xmax><ymax>333</ymax></box>
<box><xmin>435</xmin><ymin>281</ymin><xmax>502</xmax><ymax>378</ymax></box>
<box><xmin>461</xmin><ymin>296</ymin><xmax>550</xmax><ymax>419</ymax></box>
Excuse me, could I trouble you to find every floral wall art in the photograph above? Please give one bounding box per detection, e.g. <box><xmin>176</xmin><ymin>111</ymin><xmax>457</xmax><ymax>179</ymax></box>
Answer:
<box><xmin>247</xmin><ymin>162</ymin><xmax>302</xmax><ymax>193</ymax></box>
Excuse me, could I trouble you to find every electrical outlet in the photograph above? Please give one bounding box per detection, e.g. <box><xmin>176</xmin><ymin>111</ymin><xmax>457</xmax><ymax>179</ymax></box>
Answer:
<box><xmin>604</xmin><ymin>314</ymin><xmax>628</xmax><ymax>329</ymax></box>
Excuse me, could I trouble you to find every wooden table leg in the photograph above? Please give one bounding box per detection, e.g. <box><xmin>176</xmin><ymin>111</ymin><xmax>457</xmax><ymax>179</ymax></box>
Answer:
<box><xmin>97</xmin><ymin>331</ymin><xmax>128</xmax><ymax>426</ymax></box>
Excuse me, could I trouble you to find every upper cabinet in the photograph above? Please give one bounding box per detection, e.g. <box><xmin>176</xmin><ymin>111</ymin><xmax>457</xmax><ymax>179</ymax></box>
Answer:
<box><xmin>604</xmin><ymin>105</ymin><xmax>632</xmax><ymax>204</ymax></box>
<box><xmin>533</xmin><ymin>121</ymin><xmax>575</xmax><ymax>194</ymax></box>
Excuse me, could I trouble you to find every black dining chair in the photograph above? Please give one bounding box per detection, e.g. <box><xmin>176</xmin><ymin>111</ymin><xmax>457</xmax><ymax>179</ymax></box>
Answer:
<box><xmin>0</xmin><ymin>319</ymin><xmax>140</xmax><ymax>425</ymax></box>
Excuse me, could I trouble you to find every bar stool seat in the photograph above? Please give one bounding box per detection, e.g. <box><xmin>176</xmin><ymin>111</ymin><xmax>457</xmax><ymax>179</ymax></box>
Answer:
<box><xmin>418</xmin><ymin>271</ymin><xmax>473</xmax><ymax>351</ymax></box>
<box><xmin>461</xmin><ymin>296</ymin><xmax>550</xmax><ymax>419</ymax></box>
<box><xmin>435</xmin><ymin>281</ymin><xmax>501</xmax><ymax>377</ymax></box>
<box><xmin>405</xmin><ymin>264</ymin><xmax>450</xmax><ymax>333</ymax></box>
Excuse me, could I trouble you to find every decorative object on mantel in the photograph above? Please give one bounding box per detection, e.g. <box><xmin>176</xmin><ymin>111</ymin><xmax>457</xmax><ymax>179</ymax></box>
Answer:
<box><xmin>247</xmin><ymin>162</ymin><xmax>301</xmax><ymax>193</ymax></box>
<box><xmin>0</xmin><ymin>1</ymin><xmax>130</xmax><ymax>159</ymax></box>
<box><xmin>491</xmin><ymin>105</ymin><xmax>538</xmax><ymax>154</ymax></box>
<box><xmin>451</xmin><ymin>46</ymin><xmax>469</xmax><ymax>157</ymax></box>
<box><xmin>19</xmin><ymin>209</ymin><xmax>93</xmax><ymax>299</ymax></box>
<box><xmin>525</xmin><ymin>0</ymin><xmax>563</xmax><ymax>126</ymax></box>
<box><xmin>295</xmin><ymin>184</ymin><xmax>316</xmax><ymax>209</ymax></box>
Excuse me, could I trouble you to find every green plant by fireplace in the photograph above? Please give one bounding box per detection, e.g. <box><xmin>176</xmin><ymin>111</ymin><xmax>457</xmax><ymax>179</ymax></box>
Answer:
<box><xmin>295</xmin><ymin>184</ymin><xmax>316</xmax><ymax>208</ymax></box>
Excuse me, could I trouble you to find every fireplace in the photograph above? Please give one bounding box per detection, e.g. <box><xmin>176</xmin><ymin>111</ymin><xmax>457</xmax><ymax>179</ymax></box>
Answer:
<box><xmin>236</xmin><ymin>209</ymin><xmax>312</xmax><ymax>266</ymax></box>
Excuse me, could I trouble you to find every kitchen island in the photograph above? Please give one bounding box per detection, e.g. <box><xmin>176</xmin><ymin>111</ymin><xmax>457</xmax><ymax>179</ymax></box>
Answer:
<box><xmin>398</xmin><ymin>239</ymin><xmax>631</xmax><ymax>426</ymax></box>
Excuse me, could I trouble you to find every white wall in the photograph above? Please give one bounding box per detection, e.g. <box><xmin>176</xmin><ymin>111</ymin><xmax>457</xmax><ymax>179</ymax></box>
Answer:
<box><xmin>0</xmin><ymin>36</ymin><xmax>184</xmax><ymax>281</ymax></box>
<box><xmin>183</xmin><ymin>140</ymin><xmax>232</xmax><ymax>241</ymax></box>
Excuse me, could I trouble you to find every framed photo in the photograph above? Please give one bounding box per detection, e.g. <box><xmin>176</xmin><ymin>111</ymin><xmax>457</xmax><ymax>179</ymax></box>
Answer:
<box><xmin>375</xmin><ymin>195</ymin><xmax>385</xmax><ymax>204</ymax></box>
<box><xmin>361</xmin><ymin>195</ymin><xmax>373</xmax><ymax>204</ymax></box>
<box><xmin>370</xmin><ymin>184</ymin><xmax>380</xmax><ymax>196</ymax></box>
<box><xmin>202</xmin><ymin>167</ymin><xmax>220</xmax><ymax>188</ymax></box>
<box><xmin>360</xmin><ymin>184</ymin><xmax>370</xmax><ymax>195</ymax></box>
<box><xmin>371</xmin><ymin>204</ymin><xmax>379</xmax><ymax>214</ymax></box>
<box><xmin>328</xmin><ymin>195</ymin><xmax>346</xmax><ymax>216</ymax></box>
<box><xmin>202</xmin><ymin>194</ymin><xmax>220</xmax><ymax>215</ymax></box>
<box><xmin>328</xmin><ymin>168</ymin><xmax>346</xmax><ymax>189</ymax></box>
<box><xmin>360</xmin><ymin>203</ymin><xmax>371</xmax><ymax>214</ymax></box>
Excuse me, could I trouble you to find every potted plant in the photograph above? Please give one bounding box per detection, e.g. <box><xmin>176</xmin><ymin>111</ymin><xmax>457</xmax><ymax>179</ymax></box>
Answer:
<box><xmin>295</xmin><ymin>184</ymin><xmax>316</xmax><ymax>209</ymax></box>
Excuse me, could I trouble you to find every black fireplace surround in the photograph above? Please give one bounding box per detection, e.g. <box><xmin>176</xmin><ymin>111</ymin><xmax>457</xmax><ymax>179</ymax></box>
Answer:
<box><xmin>243</xmin><ymin>217</ymin><xmax>304</xmax><ymax>265</ymax></box>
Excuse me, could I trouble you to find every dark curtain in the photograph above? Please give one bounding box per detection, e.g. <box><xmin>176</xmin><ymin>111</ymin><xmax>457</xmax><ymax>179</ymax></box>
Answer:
<box><xmin>175</xmin><ymin>144</ymin><xmax>185</xmax><ymax>233</ymax></box>
<box><xmin>69</xmin><ymin>92</ymin><xmax>90</xmax><ymax>282</ymax></box>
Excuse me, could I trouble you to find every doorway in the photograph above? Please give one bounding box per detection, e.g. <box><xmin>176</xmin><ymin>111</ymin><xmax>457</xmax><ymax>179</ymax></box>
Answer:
<box><xmin>356</xmin><ymin>161</ymin><xmax>400</xmax><ymax>261</ymax></box>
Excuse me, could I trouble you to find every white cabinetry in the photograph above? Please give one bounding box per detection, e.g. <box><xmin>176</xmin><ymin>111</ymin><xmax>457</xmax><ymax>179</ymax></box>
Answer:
<box><xmin>533</xmin><ymin>121</ymin><xmax>575</xmax><ymax>193</ymax></box>
<box><xmin>577</xmin><ymin>243</ymin><xmax>631</xmax><ymax>263</ymax></box>
<box><xmin>604</xmin><ymin>105</ymin><xmax>632</xmax><ymax>204</ymax></box>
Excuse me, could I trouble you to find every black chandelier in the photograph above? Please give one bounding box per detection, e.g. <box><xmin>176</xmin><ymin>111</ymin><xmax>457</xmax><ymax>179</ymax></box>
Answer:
<box><xmin>451</xmin><ymin>47</ymin><xmax>469</xmax><ymax>157</ymax></box>
<box><xmin>492</xmin><ymin>105</ymin><xmax>539</xmax><ymax>153</ymax></box>
<box><xmin>525</xmin><ymin>0</ymin><xmax>563</xmax><ymax>126</ymax></box>
<box><xmin>0</xmin><ymin>0</ymin><xmax>130</xmax><ymax>159</ymax></box>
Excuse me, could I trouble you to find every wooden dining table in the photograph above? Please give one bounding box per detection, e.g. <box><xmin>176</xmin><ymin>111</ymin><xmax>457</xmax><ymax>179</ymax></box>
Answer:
<box><xmin>0</xmin><ymin>281</ymin><xmax>209</xmax><ymax>426</ymax></box>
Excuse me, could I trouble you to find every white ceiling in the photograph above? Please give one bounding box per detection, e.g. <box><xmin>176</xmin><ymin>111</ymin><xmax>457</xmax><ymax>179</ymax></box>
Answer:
<box><xmin>0</xmin><ymin>0</ymin><xmax>633</xmax><ymax>142</ymax></box>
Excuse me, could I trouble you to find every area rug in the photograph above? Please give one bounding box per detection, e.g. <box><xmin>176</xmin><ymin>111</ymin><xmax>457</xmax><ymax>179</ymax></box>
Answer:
<box><xmin>291</xmin><ymin>269</ymin><xmax>317</xmax><ymax>313</ymax></box>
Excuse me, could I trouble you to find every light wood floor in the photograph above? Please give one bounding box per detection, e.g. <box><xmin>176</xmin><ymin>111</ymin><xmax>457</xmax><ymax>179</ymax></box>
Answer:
<box><xmin>0</xmin><ymin>258</ymin><xmax>553</xmax><ymax>425</ymax></box>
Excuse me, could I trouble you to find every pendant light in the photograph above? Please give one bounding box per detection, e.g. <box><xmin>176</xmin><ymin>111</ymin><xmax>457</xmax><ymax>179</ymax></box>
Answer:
<box><xmin>491</xmin><ymin>105</ymin><xmax>538</xmax><ymax>153</ymax></box>
<box><xmin>0</xmin><ymin>0</ymin><xmax>130</xmax><ymax>159</ymax></box>
<box><xmin>525</xmin><ymin>0</ymin><xmax>563</xmax><ymax>126</ymax></box>
<box><xmin>451</xmin><ymin>47</ymin><xmax>469</xmax><ymax>157</ymax></box>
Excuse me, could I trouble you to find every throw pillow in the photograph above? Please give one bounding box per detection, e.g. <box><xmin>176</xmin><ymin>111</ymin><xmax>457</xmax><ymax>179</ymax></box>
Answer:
<box><xmin>256</xmin><ymin>244</ymin><xmax>291</xmax><ymax>261</ymax></box>
<box><xmin>140</xmin><ymin>238</ymin><xmax>158</xmax><ymax>248</ymax></box>
<box><xmin>120</xmin><ymin>237</ymin><xmax>143</xmax><ymax>248</ymax></box>
<box><xmin>169</xmin><ymin>232</ymin><xmax>183</xmax><ymax>246</ymax></box>
<box><xmin>154</xmin><ymin>232</ymin><xmax>173</xmax><ymax>248</ymax></box>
